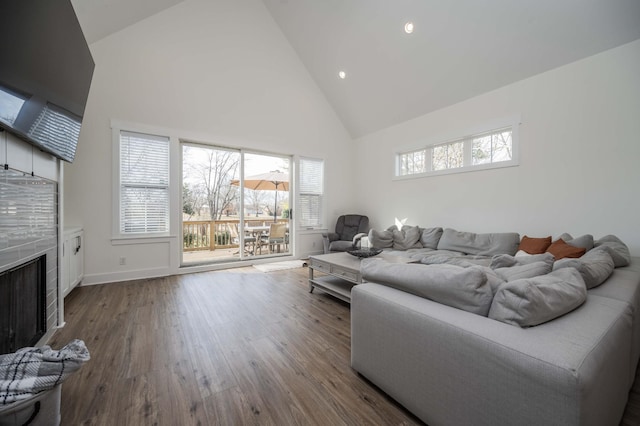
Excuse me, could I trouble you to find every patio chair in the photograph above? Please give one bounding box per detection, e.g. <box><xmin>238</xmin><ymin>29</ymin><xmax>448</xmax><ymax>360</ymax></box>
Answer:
<box><xmin>264</xmin><ymin>222</ymin><xmax>287</xmax><ymax>254</ymax></box>
<box><xmin>230</xmin><ymin>224</ymin><xmax>257</xmax><ymax>255</ymax></box>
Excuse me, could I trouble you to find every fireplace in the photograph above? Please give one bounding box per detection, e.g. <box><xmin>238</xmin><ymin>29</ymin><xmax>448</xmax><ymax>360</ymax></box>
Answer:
<box><xmin>0</xmin><ymin>167</ymin><xmax>58</xmax><ymax>354</ymax></box>
<box><xmin>0</xmin><ymin>255</ymin><xmax>46</xmax><ymax>354</ymax></box>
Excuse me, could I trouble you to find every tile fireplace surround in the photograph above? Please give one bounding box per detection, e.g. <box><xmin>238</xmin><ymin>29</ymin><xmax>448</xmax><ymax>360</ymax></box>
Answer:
<box><xmin>0</xmin><ymin>168</ymin><xmax>58</xmax><ymax>340</ymax></box>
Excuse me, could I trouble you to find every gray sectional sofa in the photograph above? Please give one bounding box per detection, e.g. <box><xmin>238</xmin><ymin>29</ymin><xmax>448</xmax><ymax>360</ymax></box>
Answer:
<box><xmin>351</xmin><ymin>226</ymin><xmax>640</xmax><ymax>426</ymax></box>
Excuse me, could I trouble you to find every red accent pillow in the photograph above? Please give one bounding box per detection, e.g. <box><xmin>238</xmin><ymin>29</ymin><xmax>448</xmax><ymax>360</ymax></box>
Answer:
<box><xmin>546</xmin><ymin>239</ymin><xmax>586</xmax><ymax>260</ymax></box>
<box><xmin>518</xmin><ymin>236</ymin><xmax>552</xmax><ymax>254</ymax></box>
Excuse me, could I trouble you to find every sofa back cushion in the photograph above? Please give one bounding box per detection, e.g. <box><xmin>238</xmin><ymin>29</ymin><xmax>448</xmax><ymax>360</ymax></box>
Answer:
<box><xmin>368</xmin><ymin>229</ymin><xmax>394</xmax><ymax>248</ymax></box>
<box><xmin>437</xmin><ymin>228</ymin><xmax>520</xmax><ymax>256</ymax></box>
<box><xmin>553</xmin><ymin>247</ymin><xmax>615</xmax><ymax>289</ymax></box>
<box><xmin>392</xmin><ymin>226</ymin><xmax>422</xmax><ymax>250</ymax></box>
<box><xmin>594</xmin><ymin>235</ymin><xmax>631</xmax><ymax>267</ymax></box>
<box><xmin>488</xmin><ymin>268</ymin><xmax>587</xmax><ymax>327</ymax></box>
<box><xmin>361</xmin><ymin>259</ymin><xmax>494</xmax><ymax>316</ymax></box>
<box><xmin>420</xmin><ymin>227</ymin><xmax>444</xmax><ymax>249</ymax></box>
<box><xmin>558</xmin><ymin>233</ymin><xmax>595</xmax><ymax>251</ymax></box>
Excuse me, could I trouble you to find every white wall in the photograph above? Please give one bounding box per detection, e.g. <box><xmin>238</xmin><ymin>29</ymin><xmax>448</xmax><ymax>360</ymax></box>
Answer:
<box><xmin>65</xmin><ymin>0</ymin><xmax>355</xmax><ymax>284</ymax></box>
<box><xmin>354</xmin><ymin>40</ymin><xmax>640</xmax><ymax>255</ymax></box>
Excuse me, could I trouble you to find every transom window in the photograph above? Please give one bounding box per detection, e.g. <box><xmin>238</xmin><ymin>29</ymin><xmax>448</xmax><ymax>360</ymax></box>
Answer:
<box><xmin>396</xmin><ymin>126</ymin><xmax>517</xmax><ymax>178</ymax></box>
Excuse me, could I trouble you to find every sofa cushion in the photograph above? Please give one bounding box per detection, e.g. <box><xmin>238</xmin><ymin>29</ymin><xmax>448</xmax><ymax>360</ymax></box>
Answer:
<box><xmin>495</xmin><ymin>261</ymin><xmax>553</xmax><ymax>282</ymax></box>
<box><xmin>420</xmin><ymin>227</ymin><xmax>444</xmax><ymax>249</ymax></box>
<box><xmin>559</xmin><ymin>233</ymin><xmax>595</xmax><ymax>251</ymax></box>
<box><xmin>546</xmin><ymin>239</ymin><xmax>586</xmax><ymax>260</ymax></box>
<box><xmin>361</xmin><ymin>259</ymin><xmax>494</xmax><ymax>316</ymax></box>
<box><xmin>488</xmin><ymin>268</ymin><xmax>587</xmax><ymax>327</ymax></box>
<box><xmin>594</xmin><ymin>235</ymin><xmax>631</xmax><ymax>267</ymax></box>
<box><xmin>392</xmin><ymin>226</ymin><xmax>422</xmax><ymax>250</ymax></box>
<box><xmin>471</xmin><ymin>265</ymin><xmax>506</xmax><ymax>295</ymax></box>
<box><xmin>490</xmin><ymin>252</ymin><xmax>555</xmax><ymax>269</ymax></box>
<box><xmin>420</xmin><ymin>253</ymin><xmax>492</xmax><ymax>267</ymax></box>
<box><xmin>553</xmin><ymin>247</ymin><xmax>615</xmax><ymax>289</ymax></box>
<box><xmin>437</xmin><ymin>228</ymin><xmax>520</xmax><ymax>256</ymax></box>
<box><xmin>517</xmin><ymin>236</ymin><xmax>552</xmax><ymax>254</ymax></box>
<box><xmin>368</xmin><ymin>229</ymin><xmax>393</xmax><ymax>249</ymax></box>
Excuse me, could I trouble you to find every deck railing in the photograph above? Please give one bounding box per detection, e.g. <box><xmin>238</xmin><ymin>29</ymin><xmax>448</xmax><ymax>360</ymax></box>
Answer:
<box><xmin>182</xmin><ymin>219</ymin><xmax>288</xmax><ymax>252</ymax></box>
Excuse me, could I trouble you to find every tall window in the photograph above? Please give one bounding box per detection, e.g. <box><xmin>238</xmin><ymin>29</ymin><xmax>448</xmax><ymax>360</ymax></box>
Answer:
<box><xmin>396</xmin><ymin>126</ymin><xmax>516</xmax><ymax>178</ymax></box>
<box><xmin>298</xmin><ymin>157</ymin><xmax>323</xmax><ymax>228</ymax></box>
<box><xmin>119</xmin><ymin>131</ymin><xmax>170</xmax><ymax>234</ymax></box>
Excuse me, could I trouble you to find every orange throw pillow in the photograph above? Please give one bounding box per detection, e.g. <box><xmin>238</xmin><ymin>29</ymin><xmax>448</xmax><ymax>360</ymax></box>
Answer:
<box><xmin>546</xmin><ymin>239</ymin><xmax>586</xmax><ymax>260</ymax></box>
<box><xmin>518</xmin><ymin>236</ymin><xmax>552</xmax><ymax>254</ymax></box>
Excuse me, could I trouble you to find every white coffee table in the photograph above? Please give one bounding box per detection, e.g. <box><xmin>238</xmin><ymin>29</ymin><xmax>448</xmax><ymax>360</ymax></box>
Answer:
<box><xmin>308</xmin><ymin>251</ymin><xmax>413</xmax><ymax>303</ymax></box>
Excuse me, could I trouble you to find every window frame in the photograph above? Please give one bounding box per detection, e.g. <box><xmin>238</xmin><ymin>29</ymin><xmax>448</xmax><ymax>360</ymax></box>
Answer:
<box><xmin>394</xmin><ymin>117</ymin><xmax>520</xmax><ymax>180</ymax></box>
<box><xmin>112</xmin><ymin>123</ymin><xmax>171</xmax><ymax>239</ymax></box>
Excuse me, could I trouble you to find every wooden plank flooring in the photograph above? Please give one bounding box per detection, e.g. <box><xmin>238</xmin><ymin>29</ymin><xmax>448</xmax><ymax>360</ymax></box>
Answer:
<box><xmin>49</xmin><ymin>266</ymin><xmax>640</xmax><ymax>425</ymax></box>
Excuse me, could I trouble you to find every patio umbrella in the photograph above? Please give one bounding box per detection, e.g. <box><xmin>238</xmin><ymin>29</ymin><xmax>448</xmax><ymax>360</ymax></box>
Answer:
<box><xmin>231</xmin><ymin>170</ymin><xmax>289</xmax><ymax>222</ymax></box>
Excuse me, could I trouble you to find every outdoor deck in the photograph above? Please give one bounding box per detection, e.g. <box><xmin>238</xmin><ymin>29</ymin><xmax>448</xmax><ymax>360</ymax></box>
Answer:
<box><xmin>182</xmin><ymin>218</ymin><xmax>289</xmax><ymax>264</ymax></box>
<box><xmin>182</xmin><ymin>218</ymin><xmax>290</xmax><ymax>265</ymax></box>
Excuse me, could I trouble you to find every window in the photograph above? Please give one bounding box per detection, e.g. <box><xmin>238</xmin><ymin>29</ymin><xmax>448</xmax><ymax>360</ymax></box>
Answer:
<box><xmin>432</xmin><ymin>141</ymin><xmax>464</xmax><ymax>171</ymax></box>
<box><xmin>298</xmin><ymin>158</ymin><xmax>324</xmax><ymax>228</ymax></box>
<box><xmin>399</xmin><ymin>149</ymin><xmax>427</xmax><ymax>176</ymax></box>
<box><xmin>396</xmin><ymin>125</ymin><xmax>517</xmax><ymax>178</ymax></box>
<box><xmin>119</xmin><ymin>131</ymin><xmax>170</xmax><ymax>234</ymax></box>
<box><xmin>471</xmin><ymin>128</ymin><xmax>512</xmax><ymax>165</ymax></box>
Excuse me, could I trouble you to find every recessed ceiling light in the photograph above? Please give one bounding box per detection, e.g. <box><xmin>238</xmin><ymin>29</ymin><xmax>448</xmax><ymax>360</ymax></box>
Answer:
<box><xmin>404</xmin><ymin>21</ymin><xmax>414</xmax><ymax>34</ymax></box>
<box><xmin>338</xmin><ymin>70</ymin><xmax>346</xmax><ymax>79</ymax></box>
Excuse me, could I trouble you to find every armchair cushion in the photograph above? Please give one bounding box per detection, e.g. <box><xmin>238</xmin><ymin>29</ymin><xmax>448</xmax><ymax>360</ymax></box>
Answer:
<box><xmin>329</xmin><ymin>240</ymin><xmax>357</xmax><ymax>252</ymax></box>
<box><xmin>322</xmin><ymin>232</ymin><xmax>340</xmax><ymax>242</ymax></box>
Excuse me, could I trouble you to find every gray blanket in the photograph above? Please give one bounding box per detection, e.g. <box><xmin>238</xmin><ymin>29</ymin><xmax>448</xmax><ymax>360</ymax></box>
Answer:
<box><xmin>0</xmin><ymin>339</ymin><xmax>90</xmax><ymax>408</ymax></box>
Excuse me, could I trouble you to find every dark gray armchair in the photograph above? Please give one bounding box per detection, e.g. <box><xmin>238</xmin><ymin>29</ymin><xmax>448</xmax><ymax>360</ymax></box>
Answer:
<box><xmin>322</xmin><ymin>214</ymin><xmax>370</xmax><ymax>253</ymax></box>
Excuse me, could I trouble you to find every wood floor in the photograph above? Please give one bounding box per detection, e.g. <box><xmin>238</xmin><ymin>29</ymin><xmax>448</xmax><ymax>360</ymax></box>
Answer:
<box><xmin>50</xmin><ymin>266</ymin><xmax>640</xmax><ymax>426</ymax></box>
<box><xmin>49</xmin><ymin>266</ymin><xmax>421</xmax><ymax>425</ymax></box>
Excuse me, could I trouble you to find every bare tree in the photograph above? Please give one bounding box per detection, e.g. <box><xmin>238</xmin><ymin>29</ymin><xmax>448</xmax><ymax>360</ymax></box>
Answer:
<box><xmin>245</xmin><ymin>189</ymin><xmax>268</xmax><ymax>217</ymax></box>
<box><xmin>185</xmin><ymin>148</ymin><xmax>239</xmax><ymax>220</ymax></box>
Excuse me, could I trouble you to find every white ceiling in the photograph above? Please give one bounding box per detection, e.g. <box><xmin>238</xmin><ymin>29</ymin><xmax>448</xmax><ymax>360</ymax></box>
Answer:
<box><xmin>71</xmin><ymin>0</ymin><xmax>185</xmax><ymax>44</ymax></box>
<box><xmin>71</xmin><ymin>0</ymin><xmax>640</xmax><ymax>138</ymax></box>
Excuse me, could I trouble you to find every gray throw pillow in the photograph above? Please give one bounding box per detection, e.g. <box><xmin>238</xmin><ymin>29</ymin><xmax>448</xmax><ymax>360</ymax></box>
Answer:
<box><xmin>558</xmin><ymin>233</ymin><xmax>594</xmax><ymax>251</ymax></box>
<box><xmin>420</xmin><ymin>227</ymin><xmax>443</xmax><ymax>249</ymax></box>
<box><xmin>368</xmin><ymin>229</ymin><xmax>393</xmax><ymax>248</ymax></box>
<box><xmin>488</xmin><ymin>268</ymin><xmax>587</xmax><ymax>327</ymax></box>
<box><xmin>361</xmin><ymin>259</ymin><xmax>494</xmax><ymax>316</ymax></box>
<box><xmin>392</xmin><ymin>226</ymin><xmax>422</xmax><ymax>250</ymax></box>
<box><xmin>553</xmin><ymin>247</ymin><xmax>615</xmax><ymax>289</ymax></box>
<box><xmin>495</xmin><ymin>261</ymin><xmax>553</xmax><ymax>282</ymax></box>
<box><xmin>594</xmin><ymin>235</ymin><xmax>631</xmax><ymax>267</ymax></box>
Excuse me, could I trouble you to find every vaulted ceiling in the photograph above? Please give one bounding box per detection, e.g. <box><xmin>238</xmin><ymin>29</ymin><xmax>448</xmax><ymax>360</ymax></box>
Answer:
<box><xmin>72</xmin><ymin>0</ymin><xmax>640</xmax><ymax>138</ymax></box>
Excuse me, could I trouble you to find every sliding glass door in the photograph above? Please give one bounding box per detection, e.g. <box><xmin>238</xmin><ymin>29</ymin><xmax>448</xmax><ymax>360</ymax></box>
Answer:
<box><xmin>181</xmin><ymin>143</ymin><xmax>291</xmax><ymax>265</ymax></box>
<box><xmin>241</xmin><ymin>153</ymin><xmax>291</xmax><ymax>258</ymax></box>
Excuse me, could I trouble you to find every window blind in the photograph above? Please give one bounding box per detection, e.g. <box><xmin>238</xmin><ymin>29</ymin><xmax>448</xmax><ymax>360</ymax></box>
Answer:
<box><xmin>28</xmin><ymin>104</ymin><xmax>81</xmax><ymax>160</ymax></box>
<box><xmin>299</xmin><ymin>158</ymin><xmax>323</xmax><ymax>228</ymax></box>
<box><xmin>119</xmin><ymin>131</ymin><xmax>170</xmax><ymax>234</ymax></box>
